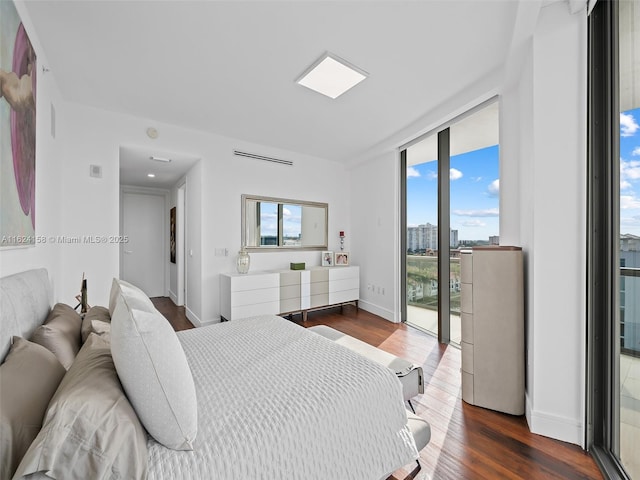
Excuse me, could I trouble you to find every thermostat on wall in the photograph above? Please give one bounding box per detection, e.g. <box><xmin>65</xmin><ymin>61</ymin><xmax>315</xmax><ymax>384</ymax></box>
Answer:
<box><xmin>89</xmin><ymin>165</ymin><xmax>102</xmax><ymax>178</ymax></box>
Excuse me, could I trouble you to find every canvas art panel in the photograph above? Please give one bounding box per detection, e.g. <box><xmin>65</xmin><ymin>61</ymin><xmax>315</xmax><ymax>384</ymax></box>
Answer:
<box><xmin>1</xmin><ymin>1</ymin><xmax>37</xmax><ymax>247</ymax></box>
<box><xmin>170</xmin><ymin>207</ymin><xmax>176</xmax><ymax>264</ymax></box>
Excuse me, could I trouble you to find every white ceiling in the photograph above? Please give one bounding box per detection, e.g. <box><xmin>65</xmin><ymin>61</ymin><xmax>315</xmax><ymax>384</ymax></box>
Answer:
<box><xmin>24</xmin><ymin>1</ymin><xmax>522</xmax><ymax>166</ymax></box>
<box><xmin>119</xmin><ymin>146</ymin><xmax>199</xmax><ymax>189</ymax></box>
<box><xmin>407</xmin><ymin>100</ymin><xmax>499</xmax><ymax>166</ymax></box>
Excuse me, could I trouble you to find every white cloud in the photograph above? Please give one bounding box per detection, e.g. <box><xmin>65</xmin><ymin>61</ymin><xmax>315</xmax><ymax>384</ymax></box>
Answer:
<box><xmin>620</xmin><ymin>194</ymin><xmax>640</xmax><ymax>210</ymax></box>
<box><xmin>422</xmin><ymin>168</ymin><xmax>462</xmax><ymax>180</ymax></box>
<box><xmin>450</xmin><ymin>168</ymin><xmax>463</xmax><ymax>180</ymax></box>
<box><xmin>621</xmin><ymin>215</ymin><xmax>640</xmax><ymax>226</ymax></box>
<box><xmin>472</xmin><ymin>176</ymin><xmax>483</xmax><ymax>182</ymax></box>
<box><xmin>453</xmin><ymin>208</ymin><xmax>499</xmax><ymax>217</ymax></box>
<box><xmin>621</xmin><ymin>113</ymin><xmax>639</xmax><ymax>137</ymax></box>
<box><xmin>620</xmin><ymin>160</ymin><xmax>640</xmax><ymax>192</ymax></box>
<box><xmin>407</xmin><ymin>166</ymin><xmax>421</xmax><ymax>178</ymax></box>
<box><xmin>462</xmin><ymin>219</ymin><xmax>486</xmax><ymax>227</ymax></box>
<box><xmin>487</xmin><ymin>179</ymin><xmax>499</xmax><ymax>196</ymax></box>
<box><xmin>633</xmin><ymin>147</ymin><xmax>640</xmax><ymax>156</ymax></box>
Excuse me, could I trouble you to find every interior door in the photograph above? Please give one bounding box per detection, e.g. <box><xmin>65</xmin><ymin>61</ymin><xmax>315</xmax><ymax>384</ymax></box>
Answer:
<box><xmin>121</xmin><ymin>191</ymin><xmax>166</xmax><ymax>297</ymax></box>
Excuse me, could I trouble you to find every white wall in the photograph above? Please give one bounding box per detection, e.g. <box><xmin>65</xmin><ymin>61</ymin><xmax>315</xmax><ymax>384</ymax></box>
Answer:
<box><xmin>501</xmin><ymin>2</ymin><xmax>587</xmax><ymax>446</ymax></box>
<box><xmin>199</xmin><ymin>136</ymin><xmax>350</xmax><ymax>324</ymax></box>
<box><xmin>350</xmin><ymin>151</ymin><xmax>399</xmax><ymax>322</ymax></box>
<box><xmin>528</xmin><ymin>3</ymin><xmax>587</xmax><ymax>445</ymax></box>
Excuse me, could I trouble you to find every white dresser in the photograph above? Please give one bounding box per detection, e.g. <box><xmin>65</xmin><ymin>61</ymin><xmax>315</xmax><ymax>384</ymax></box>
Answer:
<box><xmin>460</xmin><ymin>247</ymin><xmax>524</xmax><ymax>415</ymax></box>
<box><xmin>220</xmin><ymin>266</ymin><xmax>359</xmax><ymax>321</ymax></box>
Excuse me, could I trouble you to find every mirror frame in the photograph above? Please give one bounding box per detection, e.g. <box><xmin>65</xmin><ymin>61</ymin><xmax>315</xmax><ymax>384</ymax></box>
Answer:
<box><xmin>241</xmin><ymin>194</ymin><xmax>328</xmax><ymax>251</ymax></box>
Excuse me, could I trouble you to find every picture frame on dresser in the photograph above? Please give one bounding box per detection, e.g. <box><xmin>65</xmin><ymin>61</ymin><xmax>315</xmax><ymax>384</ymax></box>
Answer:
<box><xmin>321</xmin><ymin>251</ymin><xmax>334</xmax><ymax>266</ymax></box>
<box><xmin>334</xmin><ymin>252</ymin><xmax>349</xmax><ymax>266</ymax></box>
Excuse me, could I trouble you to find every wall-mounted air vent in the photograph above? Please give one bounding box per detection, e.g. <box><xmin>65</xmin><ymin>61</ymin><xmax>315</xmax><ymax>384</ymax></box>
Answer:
<box><xmin>233</xmin><ymin>150</ymin><xmax>293</xmax><ymax>166</ymax></box>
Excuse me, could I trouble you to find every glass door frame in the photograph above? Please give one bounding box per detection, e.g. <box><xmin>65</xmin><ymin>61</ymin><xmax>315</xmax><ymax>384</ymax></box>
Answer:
<box><xmin>400</xmin><ymin>129</ymin><xmax>451</xmax><ymax>344</ymax></box>
<box><xmin>400</xmin><ymin>97</ymin><xmax>499</xmax><ymax>345</ymax></box>
<box><xmin>586</xmin><ymin>0</ymin><xmax>628</xmax><ymax>478</ymax></box>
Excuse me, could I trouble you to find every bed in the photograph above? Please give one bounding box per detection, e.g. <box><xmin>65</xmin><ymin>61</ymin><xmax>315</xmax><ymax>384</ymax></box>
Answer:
<box><xmin>1</xmin><ymin>269</ymin><xmax>423</xmax><ymax>480</ymax></box>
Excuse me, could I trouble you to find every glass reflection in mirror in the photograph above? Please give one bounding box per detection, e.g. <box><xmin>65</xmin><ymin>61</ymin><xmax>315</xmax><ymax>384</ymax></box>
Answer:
<box><xmin>242</xmin><ymin>195</ymin><xmax>328</xmax><ymax>250</ymax></box>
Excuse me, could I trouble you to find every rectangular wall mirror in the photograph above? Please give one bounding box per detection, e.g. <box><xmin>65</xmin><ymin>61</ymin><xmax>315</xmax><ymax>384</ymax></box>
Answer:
<box><xmin>242</xmin><ymin>194</ymin><xmax>328</xmax><ymax>250</ymax></box>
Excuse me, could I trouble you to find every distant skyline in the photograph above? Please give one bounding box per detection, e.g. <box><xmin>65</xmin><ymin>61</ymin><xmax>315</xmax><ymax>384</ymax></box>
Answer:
<box><xmin>407</xmin><ymin>144</ymin><xmax>499</xmax><ymax>241</ymax></box>
<box><xmin>620</xmin><ymin>107</ymin><xmax>640</xmax><ymax>236</ymax></box>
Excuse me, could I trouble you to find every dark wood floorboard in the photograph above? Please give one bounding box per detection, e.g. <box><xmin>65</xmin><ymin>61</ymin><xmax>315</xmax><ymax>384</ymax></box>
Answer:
<box><xmin>153</xmin><ymin>299</ymin><xmax>602</xmax><ymax>480</ymax></box>
<box><xmin>151</xmin><ymin>297</ymin><xmax>194</xmax><ymax>331</ymax></box>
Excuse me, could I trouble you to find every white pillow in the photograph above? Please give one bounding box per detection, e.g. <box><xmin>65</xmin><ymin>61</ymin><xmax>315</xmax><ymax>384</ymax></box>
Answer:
<box><xmin>108</xmin><ymin>278</ymin><xmax>154</xmax><ymax>315</ymax></box>
<box><xmin>110</xmin><ymin>304</ymin><xmax>197</xmax><ymax>450</ymax></box>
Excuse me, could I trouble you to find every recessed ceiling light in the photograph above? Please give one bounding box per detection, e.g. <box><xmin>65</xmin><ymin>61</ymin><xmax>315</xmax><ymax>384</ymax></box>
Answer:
<box><xmin>147</xmin><ymin>173</ymin><xmax>156</xmax><ymax>178</ymax></box>
<box><xmin>296</xmin><ymin>52</ymin><xmax>368</xmax><ymax>99</ymax></box>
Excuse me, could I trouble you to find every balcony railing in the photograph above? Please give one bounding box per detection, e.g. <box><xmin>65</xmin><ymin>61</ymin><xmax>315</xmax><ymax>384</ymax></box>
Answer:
<box><xmin>406</xmin><ymin>255</ymin><xmax>461</xmax><ymax>312</ymax></box>
<box><xmin>620</xmin><ymin>267</ymin><xmax>640</xmax><ymax>356</ymax></box>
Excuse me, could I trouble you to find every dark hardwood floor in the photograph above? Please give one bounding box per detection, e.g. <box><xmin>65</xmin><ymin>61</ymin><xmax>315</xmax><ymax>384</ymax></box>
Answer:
<box><xmin>151</xmin><ymin>298</ymin><xmax>603</xmax><ymax>480</ymax></box>
<box><xmin>151</xmin><ymin>297</ymin><xmax>195</xmax><ymax>331</ymax></box>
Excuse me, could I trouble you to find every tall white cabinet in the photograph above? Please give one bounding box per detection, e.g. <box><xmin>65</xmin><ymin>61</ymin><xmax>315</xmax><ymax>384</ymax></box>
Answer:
<box><xmin>220</xmin><ymin>266</ymin><xmax>359</xmax><ymax>322</ymax></box>
<box><xmin>460</xmin><ymin>246</ymin><xmax>524</xmax><ymax>415</ymax></box>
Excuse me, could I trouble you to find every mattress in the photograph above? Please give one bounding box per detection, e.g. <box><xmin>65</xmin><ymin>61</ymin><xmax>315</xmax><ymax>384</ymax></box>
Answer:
<box><xmin>146</xmin><ymin>315</ymin><xmax>418</xmax><ymax>480</ymax></box>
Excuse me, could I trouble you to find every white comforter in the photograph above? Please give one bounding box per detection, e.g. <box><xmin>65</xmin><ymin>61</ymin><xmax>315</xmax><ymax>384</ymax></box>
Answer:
<box><xmin>146</xmin><ymin>315</ymin><xmax>418</xmax><ymax>480</ymax></box>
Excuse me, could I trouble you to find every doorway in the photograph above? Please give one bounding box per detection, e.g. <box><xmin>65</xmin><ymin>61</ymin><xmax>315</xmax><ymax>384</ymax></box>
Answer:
<box><xmin>402</xmin><ymin>100</ymin><xmax>500</xmax><ymax>345</ymax></box>
<box><xmin>120</xmin><ymin>188</ymin><xmax>168</xmax><ymax>297</ymax></box>
<box><xmin>176</xmin><ymin>182</ymin><xmax>186</xmax><ymax>307</ymax></box>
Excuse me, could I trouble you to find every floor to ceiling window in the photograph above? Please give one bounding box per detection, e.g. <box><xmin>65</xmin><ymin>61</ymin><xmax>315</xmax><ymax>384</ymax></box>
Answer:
<box><xmin>402</xmin><ymin>101</ymin><xmax>499</xmax><ymax>345</ymax></box>
<box><xmin>588</xmin><ymin>1</ymin><xmax>639</xmax><ymax>478</ymax></box>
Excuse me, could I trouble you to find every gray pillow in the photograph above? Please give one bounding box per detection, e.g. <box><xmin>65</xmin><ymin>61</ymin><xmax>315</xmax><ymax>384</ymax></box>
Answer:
<box><xmin>81</xmin><ymin>306</ymin><xmax>111</xmax><ymax>343</ymax></box>
<box><xmin>0</xmin><ymin>337</ymin><xmax>66</xmax><ymax>480</ymax></box>
<box><xmin>111</xmin><ymin>300</ymin><xmax>197</xmax><ymax>451</ymax></box>
<box><xmin>30</xmin><ymin>303</ymin><xmax>82</xmax><ymax>369</ymax></box>
<box><xmin>14</xmin><ymin>334</ymin><xmax>148</xmax><ymax>480</ymax></box>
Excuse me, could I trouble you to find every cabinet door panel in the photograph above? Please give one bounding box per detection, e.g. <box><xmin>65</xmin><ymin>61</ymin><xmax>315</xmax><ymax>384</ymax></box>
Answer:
<box><xmin>329</xmin><ymin>266</ymin><xmax>359</xmax><ymax>281</ymax></box>
<box><xmin>461</xmin><ymin>313</ymin><xmax>473</xmax><ymax>343</ymax></box>
<box><xmin>232</xmin><ymin>301</ymin><xmax>279</xmax><ymax>319</ymax></box>
<box><xmin>231</xmin><ymin>274</ymin><xmax>279</xmax><ymax>292</ymax></box>
<box><xmin>279</xmin><ymin>271</ymin><xmax>300</xmax><ymax>287</ymax></box>
<box><xmin>329</xmin><ymin>277</ymin><xmax>359</xmax><ymax>293</ymax></box>
<box><xmin>310</xmin><ymin>293</ymin><xmax>329</xmax><ymax>308</ymax></box>
<box><xmin>460</xmin><ymin>283</ymin><xmax>473</xmax><ymax>314</ymax></box>
<box><xmin>231</xmin><ymin>288</ymin><xmax>280</xmax><ymax>307</ymax></box>
<box><xmin>329</xmin><ymin>289</ymin><xmax>359</xmax><ymax>305</ymax></box>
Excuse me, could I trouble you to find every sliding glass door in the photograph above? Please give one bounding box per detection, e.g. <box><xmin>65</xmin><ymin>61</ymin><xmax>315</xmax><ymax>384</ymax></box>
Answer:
<box><xmin>588</xmin><ymin>1</ymin><xmax>639</xmax><ymax>478</ymax></box>
<box><xmin>402</xmin><ymin>101</ymin><xmax>499</xmax><ymax>345</ymax></box>
<box><xmin>404</xmin><ymin>133</ymin><xmax>441</xmax><ymax>338</ymax></box>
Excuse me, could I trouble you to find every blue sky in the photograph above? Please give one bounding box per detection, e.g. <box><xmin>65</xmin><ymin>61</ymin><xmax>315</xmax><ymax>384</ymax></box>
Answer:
<box><xmin>259</xmin><ymin>203</ymin><xmax>302</xmax><ymax>238</ymax></box>
<box><xmin>620</xmin><ymin>107</ymin><xmax>640</xmax><ymax>235</ymax></box>
<box><xmin>407</xmin><ymin>144</ymin><xmax>499</xmax><ymax>241</ymax></box>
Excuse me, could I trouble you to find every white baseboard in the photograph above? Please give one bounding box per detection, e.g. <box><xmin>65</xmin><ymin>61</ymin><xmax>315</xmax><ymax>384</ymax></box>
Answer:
<box><xmin>168</xmin><ymin>289</ymin><xmax>178</xmax><ymax>305</ymax></box>
<box><xmin>199</xmin><ymin>318</ymin><xmax>221</xmax><ymax>326</ymax></box>
<box><xmin>184</xmin><ymin>305</ymin><xmax>202</xmax><ymax>327</ymax></box>
<box><xmin>185</xmin><ymin>306</ymin><xmax>221</xmax><ymax>327</ymax></box>
<box><xmin>358</xmin><ymin>300</ymin><xmax>398</xmax><ymax>323</ymax></box>
<box><xmin>525</xmin><ymin>393</ymin><xmax>583</xmax><ymax>446</ymax></box>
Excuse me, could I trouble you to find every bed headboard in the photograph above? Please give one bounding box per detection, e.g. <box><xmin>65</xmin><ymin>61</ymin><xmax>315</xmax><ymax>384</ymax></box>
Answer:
<box><xmin>0</xmin><ymin>268</ymin><xmax>52</xmax><ymax>362</ymax></box>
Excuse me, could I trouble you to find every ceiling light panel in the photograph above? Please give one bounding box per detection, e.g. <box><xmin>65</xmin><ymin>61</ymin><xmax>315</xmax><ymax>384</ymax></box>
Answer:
<box><xmin>296</xmin><ymin>53</ymin><xmax>368</xmax><ymax>99</ymax></box>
